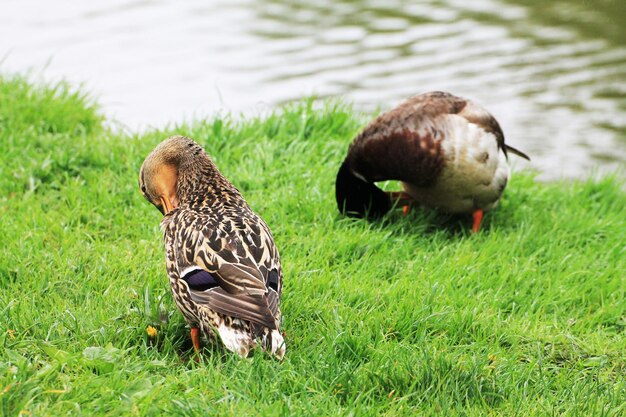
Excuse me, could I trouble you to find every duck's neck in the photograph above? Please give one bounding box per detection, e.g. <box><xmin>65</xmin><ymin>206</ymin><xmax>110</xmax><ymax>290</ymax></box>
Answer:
<box><xmin>176</xmin><ymin>157</ymin><xmax>240</xmax><ymax>208</ymax></box>
<box><xmin>335</xmin><ymin>160</ymin><xmax>390</xmax><ymax>218</ymax></box>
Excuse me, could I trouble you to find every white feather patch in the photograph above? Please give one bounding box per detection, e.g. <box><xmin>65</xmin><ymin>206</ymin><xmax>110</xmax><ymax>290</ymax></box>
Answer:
<box><xmin>217</xmin><ymin>322</ymin><xmax>255</xmax><ymax>357</ymax></box>
<box><xmin>403</xmin><ymin>115</ymin><xmax>510</xmax><ymax>213</ymax></box>
<box><xmin>179</xmin><ymin>265</ymin><xmax>203</xmax><ymax>277</ymax></box>
<box><xmin>270</xmin><ymin>330</ymin><xmax>286</xmax><ymax>360</ymax></box>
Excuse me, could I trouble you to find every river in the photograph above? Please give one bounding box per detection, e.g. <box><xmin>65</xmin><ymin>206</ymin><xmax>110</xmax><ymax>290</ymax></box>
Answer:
<box><xmin>1</xmin><ymin>0</ymin><xmax>625</xmax><ymax>179</ymax></box>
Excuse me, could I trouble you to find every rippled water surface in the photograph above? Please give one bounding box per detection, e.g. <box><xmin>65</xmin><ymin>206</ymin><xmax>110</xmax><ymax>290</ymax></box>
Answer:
<box><xmin>2</xmin><ymin>0</ymin><xmax>625</xmax><ymax>179</ymax></box>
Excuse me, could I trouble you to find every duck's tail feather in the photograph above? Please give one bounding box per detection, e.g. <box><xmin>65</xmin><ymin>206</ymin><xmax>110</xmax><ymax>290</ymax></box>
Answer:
<box><xmin>505</xmin><ymin>144</ymin><xmax>531</xmax><ymax>161</ymax></box>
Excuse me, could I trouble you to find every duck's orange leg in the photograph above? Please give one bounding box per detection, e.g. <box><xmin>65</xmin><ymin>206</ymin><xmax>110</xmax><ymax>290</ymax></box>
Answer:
<box><xmin>190</xmin><ymin>327</ymin><xmax>201</xmax><ymax>352</ymax></box>
<box><xmin>472</xmin><ymin>209</ymin><xmax>484</xmax><ymax>233</ymax></box>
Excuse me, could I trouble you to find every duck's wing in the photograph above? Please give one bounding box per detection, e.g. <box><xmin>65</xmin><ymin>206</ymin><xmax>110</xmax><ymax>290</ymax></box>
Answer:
<box><xmin>346</xmin><ymin>92</ymin><xmax>462</xmax><ymax>186</ymax></box>
<box><xmin>346</xmin><ymin>92</ymin><xmax>529</xmax><ymax>184</ymax></box>
<box><xmin>167</xmin><ymin>208</ymin><xmax>281</xmax><ymax>330</ymax></box>
<box><xmin>188</xmin><ymin>286</ymin><xmax>280</xmax><ymax>330</ymax></box>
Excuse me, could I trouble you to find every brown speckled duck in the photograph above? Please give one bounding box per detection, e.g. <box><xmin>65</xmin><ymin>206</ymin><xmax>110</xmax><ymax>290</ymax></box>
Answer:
<box><xmin>335</xmin><ymin>91</ymin><xmax>530</xmax><ymax>231</ymax></box>
<box><xmin>139</xmin><ymin>135</ymin><xmax>285</xmax><ymax>358</ymax></box>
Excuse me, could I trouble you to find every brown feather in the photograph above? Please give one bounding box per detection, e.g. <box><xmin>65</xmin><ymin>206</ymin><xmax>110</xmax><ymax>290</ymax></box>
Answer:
<box><xmin>188</xmin><ymin>287</ymin><xmax>279</xmax><ymax>330</ymax></box>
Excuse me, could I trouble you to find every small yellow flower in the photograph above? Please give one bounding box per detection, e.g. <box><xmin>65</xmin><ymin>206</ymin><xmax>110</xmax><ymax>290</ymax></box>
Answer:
<box><xmin>485</xmin><ymin>353</ymin><xmax>497</xmax><ymax>371</ymax></box>
<box><xmin>146</xmin><ymin>325</ymin><xmax>158</xmax><ymax>338</ymax></box>
<box><xmin>7</xmin><ymin>329</ymin><xmax>15</xmax><ymax>340</ymax></box>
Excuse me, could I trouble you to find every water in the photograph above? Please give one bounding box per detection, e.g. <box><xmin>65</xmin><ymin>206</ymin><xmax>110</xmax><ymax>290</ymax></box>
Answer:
<box><xmin>1</xmin><ymin>0</ymin><xmax>625</xmax><ymax>180</ymax></box>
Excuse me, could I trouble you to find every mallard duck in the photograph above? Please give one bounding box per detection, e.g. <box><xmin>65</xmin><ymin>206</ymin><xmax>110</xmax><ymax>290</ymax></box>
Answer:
<box><xmin>139</xmin><ymin>135</ymin><xmax>285</xmax><ymax>359</ymax></box>
<box><xmin>335</xmin><ymin>91</ymin><xmax>530</xmax><ymax>231</ymax></box>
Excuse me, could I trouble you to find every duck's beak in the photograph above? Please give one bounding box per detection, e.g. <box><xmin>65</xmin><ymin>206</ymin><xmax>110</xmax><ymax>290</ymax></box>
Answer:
<box><xmin>159</xmin><ymin>195</ymin><xmax>176</xmax><ymax>215</ymax></box>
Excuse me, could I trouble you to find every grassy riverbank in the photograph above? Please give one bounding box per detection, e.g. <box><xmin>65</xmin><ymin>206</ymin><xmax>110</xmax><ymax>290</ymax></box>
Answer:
<box><xmin>1</xmin><ymin>75</ymin><xmax>624</xmax><ymax>416</ymax></box>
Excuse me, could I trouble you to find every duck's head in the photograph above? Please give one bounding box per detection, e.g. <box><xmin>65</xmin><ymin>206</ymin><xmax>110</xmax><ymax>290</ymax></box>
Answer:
<box><xmin>139</xmin><ymin>135</ymin><xmax>213</xmax><ymax>215</ymax></box>
<box><xmin>335</xmin><ymin>160</ymin><xmax>390</xmax><ymax>218</ymax></box>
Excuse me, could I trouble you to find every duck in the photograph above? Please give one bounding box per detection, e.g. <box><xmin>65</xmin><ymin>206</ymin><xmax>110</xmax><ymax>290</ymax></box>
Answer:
<box><xmin>335</xmin><ymin>91</ymin><xmax>530</xmax><ymax>232</ymax></box>
<box><xmin>139</xmin><ymin>135</ymin><xmax>285</xmax><ymax>359</ymax></box>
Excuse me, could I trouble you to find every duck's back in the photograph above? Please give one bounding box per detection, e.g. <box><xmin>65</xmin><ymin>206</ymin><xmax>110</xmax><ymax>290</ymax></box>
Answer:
<box><xmin>345</xmin><ymin>91</ymin><xmax>511</xmax><ymax>213</ymax></box>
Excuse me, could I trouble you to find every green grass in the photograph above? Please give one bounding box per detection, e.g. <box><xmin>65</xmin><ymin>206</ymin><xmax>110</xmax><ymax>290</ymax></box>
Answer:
<box><xmin>0</xmin><ymin>73</ymin><xmax>624</xmax><ymax>416</ymax></box>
